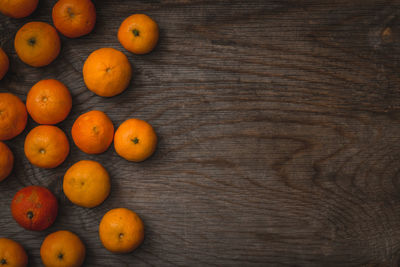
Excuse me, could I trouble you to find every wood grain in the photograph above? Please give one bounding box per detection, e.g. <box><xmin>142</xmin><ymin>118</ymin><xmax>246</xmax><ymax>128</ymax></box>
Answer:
<box><xmin>1</xmin><ymin>0</ymin><xmax>400</xmax><ymax>266</ymax></box>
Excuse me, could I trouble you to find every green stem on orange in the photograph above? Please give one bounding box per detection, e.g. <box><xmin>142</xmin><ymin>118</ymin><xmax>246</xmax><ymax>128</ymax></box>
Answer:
<box><xmin>28</xmin><ymin>37</ymin><xmax>36</xmax><ymax>46</ymax></box>
<box><xmin>132</xmin><ymin>29</ymin><xmax>140</xmax><ymax>37</ymax></box>
<box><xmin>27</xmin><ymin>211</ymin><xmax>34</xmax><ymax>219</ymax></box>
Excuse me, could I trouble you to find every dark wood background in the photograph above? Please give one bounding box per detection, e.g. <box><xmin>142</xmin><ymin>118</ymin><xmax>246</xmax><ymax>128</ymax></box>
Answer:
<box><xmin>1</xmin><ymin>0</ymin><xmax>400</xmax><ymax>266</ymax></box>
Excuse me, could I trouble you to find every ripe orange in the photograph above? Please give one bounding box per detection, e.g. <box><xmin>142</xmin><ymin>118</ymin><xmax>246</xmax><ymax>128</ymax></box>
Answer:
<box><xmin>63</xmin><ymin>160</ymin><xmax>110</xmax><ymax>208</ymax></box>
<box><xmin>14</xmin><ymin>22</ymin><xmax>61</xmax><ymax>67</ymax></box>
<box><xmin>0</xmin><ymin>93</ymin><xmax>27</xmax><ymax>141</ymax></box>
<box><xmin>71</xmin><ymin>110</ymin><xmax>114</xmax><ymax>154</ymax></box>
<box><xmin>11</xmin><ymin>185</ymin><xmax>58</xmax><ymax>231</ymax></box>
<box><xmin>118</xmin><ymin>14</ymin><xmax>159</xmax><ymax>54</ymax></box>
<box><xmin>0</xmin><ymin>141</ymin><xmax>13</xmax><ymax>182</ymax></box>
<box><xmin>114</xmin><ymin>118</ymin><xmax>157</xmax><ymax>162</ymax></box>
<box><xmin>52</xmin><ymin>0</ymin><xmax>96</xmax><ymax>38</ymax></box>
<box><xmin>99</xmin><ymin>208</ymin><xmax>144</xmax><ymax>253</ymax></box>
<box><xmin>0</xmin><ymin>238</ymin><xmax>28</xmax><ymax>267</ymax></box>
<box><xmin>24</xmin><ymin>125</ymin><xmax>69</xmax><ymax>168</ymax></box>
<box><xmin>0</xmin><ymin>0</ymin><xmax>38</xmax><ymax>18</ymax></box>
<box><xmin>40</xmin><ymin>230</ymin><xmax>85</xmax><ymax>267</ymax></box>
<box><xmin>0</xmin><ymin>48</ymin><xmax>9</xmax><ymax>80</ymax></box>
<box><xmin>83</xmin><ymin>48</ymin><xmax>132</xmax><ymax>97</ymax></box>
<box><xmin>26</xmin><ymin>79</ymin><xmax>72</xmax><ymax>125</ymax></box>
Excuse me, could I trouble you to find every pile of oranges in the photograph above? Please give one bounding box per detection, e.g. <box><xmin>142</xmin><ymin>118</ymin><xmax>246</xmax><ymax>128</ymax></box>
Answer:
<box><xmin>0</xmin><ymin>0</ymin><xmax>159</xmax><ymax>266</ymax></box>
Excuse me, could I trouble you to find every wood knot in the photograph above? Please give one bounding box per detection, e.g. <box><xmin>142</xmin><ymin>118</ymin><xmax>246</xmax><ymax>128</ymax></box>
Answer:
<box><xmin>381</xmin><ymin>27</ymin><xmax>393</xmax><ymax>43</ymax></box>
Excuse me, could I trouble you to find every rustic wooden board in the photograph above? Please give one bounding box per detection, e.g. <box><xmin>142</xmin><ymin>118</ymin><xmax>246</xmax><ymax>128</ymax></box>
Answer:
<box><xmin>1</xmin><ymin>0</ymin><xmax>400</xmax><ymax>266</ymax></box>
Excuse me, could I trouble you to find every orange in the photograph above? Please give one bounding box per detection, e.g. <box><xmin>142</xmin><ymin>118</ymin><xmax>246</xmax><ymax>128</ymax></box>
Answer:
<box><xmin>114</xmin><ymin>118</ymin><xmax>157</xmax><ymax>162</ymax></box>
<box><xmin>0</xmin><ymin>48</ymin><xmax>9</xmax><ymax>80</ymax></box>
<box><xmin>26</xmin><ymin>79</ymin><xmax>72</xmax><ymax>125</ymax></box>
<box><xmin>11</xmin><ymin>185</ymin><xmax>58</xmax><ymax>231</ymax></box>
<box><xmin>0</xmin><ymin>93</ymin><xmax>27</xmax><ymax>141</ymax></box>
<box><xmin>24</xmin><ymin>125</ymin><xmax>69</xmax><ymax>168</ymax></box>
<box><xmin>71</xmin><ymin>110</ymin><xmax>114</xmax><ymax>154</ymax></box>
<box><xmin>52</xmin><ymin>0</ymin><xmax>96</xmax><ymax>38</ymax></box>
<box><xmin>83</xmin><ymin>48</ymin><xmax>132</xmax><ymax>97</ymax></box>
<box><xmin>63</xmin><ymin>160</ymin><xmax>110</xmax><ymax>208</ymax></box>
<box><xmin>0</xmin><ymin>141</ymin><xmax>13</xmax><ymax>181</ymax></box>
<box><xmin>0</xmin><ymin>238</ymin><xmax>28</xmax><ymax>267</ymax></box>
<box><xmin>14</xmin><ymin>22</ymin><xmax>61</xmax><ymax>67</ymax></box>
<box><xmin>99</xmin><ymin>208</ymin><xmax>144</xmax><ymax>253</ymax></box>
<box><xmin>0</xmin><ymin>0</ymin><xmax>38</xmax><ymax>18</ymax></box>
<box><xmin>40</xmin><ymin>230</ymin><xmax>85</xmax><ymax>267</ymax></box>
<box><xmin>118</xmin><ymin>14</ymin><xmax>159</xmax><ymax>54</ymax></box>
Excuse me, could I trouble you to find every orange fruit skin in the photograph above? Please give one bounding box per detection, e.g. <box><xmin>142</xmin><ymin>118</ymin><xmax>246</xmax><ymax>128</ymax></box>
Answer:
<box><xmin>52</xmin><ymin>0</ymin><xmax>96</xmax><ymax>38</ymax></box>
<box><xmin>118</xmin><ymin>14</ymin><xmax>159</xmax><ymax>54</ymax></box>
<box><xmin>63</xmin><ymin>160</ymin><xmax>110</xmax><ymax>208</ymax></box>
<box><xmin>24</xmin><ymin>125</ymin><xmax>70</xmax><ymax>169</ymax></box>
<box><xmin>26</xmin><ymin>79</ymin><xmax>72</xmax><ymax>125</ymax></box>
<box><xmin>0</xmin><ymin>93</ymin><xmax>27</xmax><ymax>141</ymax></box>
<box><xmin>0</xmin><ymin>0</ymin><xmax>38</xmax><ymax>18</ymax></box>
<box><xmin>99</xmin><ymin>208</ymin><xmax>144</xmax><ymax>253</ymax></box>
<box><xmin>71</xmin><ymin>110</ymin><xmax>114</xmax><ymax>154</ymax></box>
<box><xmin>0</xmin><ymin>238</ymin><xmax>28</xmax><ymax>267</ymax></box>
<box><xmin>114</xmin><ymin>118</ymin><xmax>157</xmax><ymax>162</ymax></box>
<box><xmin>11</xmin><ymin>185</ymin><xmax>58</xmax><ymax>231</ymax></box>
<box><xmin>0</xmin><ymin>141</ymin><xmax>13</xmax><ymax>181</ymax></box>
<box><xmin>14</xmin><ymin>22</ymin><xmax>61</xmax><ymax>67</ymax></box>
<box><xmin>0</xmin><ymin>48</ymin><xmax>9</xmax><ymax>80</ymax></box>
<box><xmin>40</xmin><ymin>230</ymin><xmax>85</xmax><ymax>267</ymax></box>
<box><xmin>83</xmin><ymin>48</ymin><xmax>132</xmax><ymax>97</ymax></box>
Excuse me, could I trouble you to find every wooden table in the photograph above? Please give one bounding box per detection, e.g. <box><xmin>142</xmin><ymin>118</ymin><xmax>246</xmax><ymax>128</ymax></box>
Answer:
<box><xmin>1</xmin><ymin>0</ymin><xmax>400</xmax><ymax>266</ymax></box>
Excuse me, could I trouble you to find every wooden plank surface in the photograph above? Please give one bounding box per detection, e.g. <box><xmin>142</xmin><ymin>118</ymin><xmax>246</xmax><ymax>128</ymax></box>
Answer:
<box><xmin>1</xmin><ymin>0</ymin><xmax>400</xmax><ymax>266</ymax></box>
